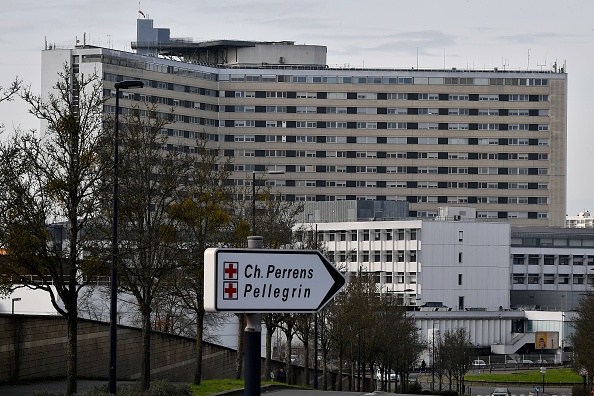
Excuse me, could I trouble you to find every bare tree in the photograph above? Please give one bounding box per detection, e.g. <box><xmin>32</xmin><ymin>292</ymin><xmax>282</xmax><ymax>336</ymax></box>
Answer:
<box><xmin>570</xmin><ymin>290</ymin><xmax>594</xmax><ymax>388</ymax></box>
<box><xmin>0</xmin><ymin>66</ymin><xmax>107</xmax><ymax>395</ymax></box>
<box><xmin>114</xmin><ymin>102</ymin><xmax>192</xmax><ymax>391</ymax></box>
<box><xmin>168</xmin><ymin>137</ymin><xmax>234</xmax><ymax>384</ymax></box>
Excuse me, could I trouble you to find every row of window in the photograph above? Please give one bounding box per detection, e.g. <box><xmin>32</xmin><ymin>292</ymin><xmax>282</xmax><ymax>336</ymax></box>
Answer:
<box><xmin>232</xmin><ymin>149</ymin><xmax>549</xmax><ymax>161</ymax></box>
<box><xmin>512</xmin><ymin>273</ymin><xmax>593</xmax><ymax>285</ymax></box>
<box><xmin>513</xmin><ymin>254</ymin><xmax>594</xmax><ymax>265</ymax></box>
<box><xmin>228</xmin><ymin>134</ymin><xmax>550</xmax><ymax>146</ymax></box>
<box><xmin>321</xmin><ymin>229</ymin><xmax>417</xmax><ymax>242</ymax></box>
<box><xmin>234</xmin><ymin>176</ymin><xmax>549</xmax><ymax>191</ymax></box>
<box><xmin>232</xmin><ymin>163</ymin><xmax>549</xmax><ymax>175</ymax></box>
<box><xmin>228</xmin><ymin>91</ymin><xmax>549</xmax><ymax>102</ymax></box>
<box><xmin>229</xmin><ymin>120</ymin><xmax>550</xmax><ymax>131</ymax></box>
<box><xmin>227</xmin><ymin>105</ymin><xmax>549</xmax><ymax>117</ymax></box>
<box><xmin>101</xmin><ymin>55</ymin><xmax>554</xmax><ymax>87</ymax></box>
<box><xmin>107</xmin><ymin>72</ymin><xmax>551</xmax><ymax>103</ymax></box>
<box><xmin>221</xmin><ymin>74</ymin><xmax>550</xmax><ymax>87</ymax></box>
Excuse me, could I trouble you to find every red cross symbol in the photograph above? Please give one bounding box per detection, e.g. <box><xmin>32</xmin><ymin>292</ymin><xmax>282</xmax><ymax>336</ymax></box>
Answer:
<box><xmin>224</xmin><ymin>262</ymin><xmax>238</xmax><ymax>280</ymax></box>
<box><xmin>223</xmin><ymin>282</ymin><xmax>238</xmax><ymax>300</ymax></box>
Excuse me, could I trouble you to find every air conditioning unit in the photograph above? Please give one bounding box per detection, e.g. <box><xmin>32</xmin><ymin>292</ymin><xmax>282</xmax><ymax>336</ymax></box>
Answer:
<box><xmin>279</xmin><ymin>57</ymin><xmax>285</xmax><ymax>64</ymax></box>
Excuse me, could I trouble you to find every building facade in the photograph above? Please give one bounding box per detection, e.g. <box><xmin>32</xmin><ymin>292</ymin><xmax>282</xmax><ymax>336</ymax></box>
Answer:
<box><xmin>41</xmin><ymin>19</ymin><xmax>567</xmax><ymax>228</ymax></box>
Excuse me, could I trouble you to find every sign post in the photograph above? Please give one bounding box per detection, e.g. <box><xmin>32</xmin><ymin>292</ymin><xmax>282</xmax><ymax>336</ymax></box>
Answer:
<box><xmin>204</xmin><ymin>246</ymin><xmax>345</xmax><ymax>396</ymax></box>
<box><xmin>204</xmin><ymin>248</ymin><xmax>345</xmax><ymax>313</ymax></box>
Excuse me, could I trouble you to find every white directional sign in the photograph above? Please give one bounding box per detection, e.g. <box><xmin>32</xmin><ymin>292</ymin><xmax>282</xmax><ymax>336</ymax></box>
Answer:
<box><xmin>204</xmin><ymin>248</ymin><xmax>345</xmax><ymax>313</ymax></box>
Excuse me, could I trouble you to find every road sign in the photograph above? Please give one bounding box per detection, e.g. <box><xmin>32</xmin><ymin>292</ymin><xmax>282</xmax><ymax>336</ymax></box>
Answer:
<box><xmin>204</xmin><ymin>248</ymin><xmax>345</xmax><ymax>313</ymax></box>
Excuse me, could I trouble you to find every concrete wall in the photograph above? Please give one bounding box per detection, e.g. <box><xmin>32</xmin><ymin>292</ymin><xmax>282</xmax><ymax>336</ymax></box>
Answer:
<box><xmin>0</xmin><ymin>314</ymin><xmax>234</xmax><ymax>383</ymax></box>
<box><xmin>0</xmin><ymin>314</ymin><xmax>350</xmax><ymax>390</ymax></box>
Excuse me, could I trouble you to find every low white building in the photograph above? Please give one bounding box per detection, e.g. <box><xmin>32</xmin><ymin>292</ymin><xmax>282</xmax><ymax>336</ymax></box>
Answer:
<box><xmin>566</xmin><ymin>211</ymin><xmax>594</xmax><ymax>228</ymax></box>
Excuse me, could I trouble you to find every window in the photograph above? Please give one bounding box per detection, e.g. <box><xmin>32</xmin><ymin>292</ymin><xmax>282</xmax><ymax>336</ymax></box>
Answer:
<box><xmin>458</xmin><ymin>252</ymin><xmax>463</xmax><ymax>263</ymax></box>
<box><xmin>544</xmin><ymin>255</ymin><xmax>555</xmax><ymax>265</ymax></box>
<box><xmin>559</xmin><ymin>255</ymin><xmax>570</xmax><ymax>265</ymax></box>
<box><xmin>357</xmin><ymin>93</ymin><xmax>377</xmax><ymax>100</ymax></box>
<box><xmin>513</xmin><ymin>274</ymin><xmax>526</xmax><ymax>284</ymax></box>
<box><xmin>558</xmin><ymin>274</ymin><xmax>569</xmax><ymax>284</ymax></box>
<box><xmin>458</xmin><ymin>274</ymin><xmax>463</xmax><ymax>285</ymax></box>
<box><xmin>327</xmin><ymin>92</ymin><xmax>347</xmax><ymax>99</ymax></box>
<box><xmin>418</xmin><ymin>93</ymin><xmax>439</xmax><ymax>100</ymax></box>
<box><xmin>449</xmin><ymin>94</ymin><xmax>469</xmax><ymax>101</ymax></box>
<box><xmin>459</xmin><ymin>231</ymin><xmax>463</xmax><ymax>242</ymax></box>
<box><xmin>479</xmin><ymin>94</ymin><xmax>499</xmax><ymax>101</ymax></box>
<box><xmin>513</xmin><ymin>254</ymin><xmax>525</xmax><ymax>265</ymax></box>
<box><xmin>387</xmin><ymin>93</ymin><xmax>408</xmax><ymax>100</ymax></box>
<box><xmin>573</xmin><ymin>274</ymin><xmax>584</xmax><ymax>285</ymax></box>
<box><xmin>528</xmin><ymin>274</ymin><xmax>540</xmax><ymax>284</ymax></box>
<box><xmin>543</xmin><ymin>274</ymin><xmax>555</xmax><ymax>285</ymax></box>
<box><xmin>509</xmin><ymin>94</ymin><xmax>529</xmax><ymax>101</ymax></box>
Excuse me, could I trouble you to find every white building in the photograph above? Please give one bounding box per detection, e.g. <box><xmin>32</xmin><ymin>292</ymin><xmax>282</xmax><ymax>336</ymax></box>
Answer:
<box><xmin>566</xmin><ymin>211</ymin><xmax>594</xmax><ymax>228</ymax></box>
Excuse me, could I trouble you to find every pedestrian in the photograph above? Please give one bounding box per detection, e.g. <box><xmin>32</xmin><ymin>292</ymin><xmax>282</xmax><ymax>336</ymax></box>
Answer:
<box><xmin>277</xmin><ymin>368</ymin><xmax>286</xmax><ymax>383</ymax></box>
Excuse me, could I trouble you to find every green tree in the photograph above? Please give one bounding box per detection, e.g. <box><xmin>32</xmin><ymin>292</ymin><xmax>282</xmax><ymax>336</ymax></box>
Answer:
<box><xmin>0</xmin><ymin>67</ymin><xmax>107</xmax><ymax>395</ymax></box>
<box><xmin>571</xmin><ymin>290</ymin><xmax>594</xmax><ymax>388</ymax></box>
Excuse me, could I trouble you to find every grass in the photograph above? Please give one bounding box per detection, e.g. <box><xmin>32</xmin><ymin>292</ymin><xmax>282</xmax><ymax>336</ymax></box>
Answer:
<box><xmin>465</xmin><ymin>368</ymin><xmax>583</xmax><ymax>384</ymax></box>
<box><xmin>189</xmin><ymin>379</ymin><xmax>293</xmax><ymax>396</ymax></box>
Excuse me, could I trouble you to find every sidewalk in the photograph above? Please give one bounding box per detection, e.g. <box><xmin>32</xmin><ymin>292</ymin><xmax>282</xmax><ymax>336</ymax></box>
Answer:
<box><xmin>0</xmin><ymin>380</ymin><xmax>109</xmax><ymax>395</ymax></box>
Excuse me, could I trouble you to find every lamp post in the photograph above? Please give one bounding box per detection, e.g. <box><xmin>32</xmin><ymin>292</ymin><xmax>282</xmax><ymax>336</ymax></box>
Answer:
<box><xmin>11</xmin><ymin>297</ymin><xmax>21</xmax><ymax>314</ymax></box>
<box><xmin>540</xmin><ymin>366</ymin><xmax>546</xmax><ymax>393</ymax></box>
<box><xmin>110</xmin><ymin>80</ymin><xmax>143</xmax><ymax>395</ymax></box>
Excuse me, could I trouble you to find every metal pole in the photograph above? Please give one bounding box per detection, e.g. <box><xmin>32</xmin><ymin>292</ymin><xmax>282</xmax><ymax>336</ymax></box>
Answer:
<box><xmin>314</xmin><ymin>313</ymin><xmax>318</xmax><ymax>389</ymax></box>
<box><xmin>314</xmin><ymin>222</ymin><xmax>319</xmax><ymax>389</ymax></box>
<box><xmin>109</xmin><ymin>81</ymin><xmax>142</xmax><ymax>395</ymax></box>
<box><xmin>109</xmin><ymin>87</ymin><xmax>120</xmax><ymax>395</ymax></box>
<box><xmin>432</xmin><ymin>327</ymin><xmax>435</xmax><ymax>391</ymax></box>
<box><xmin>245</xmin><ymin>236</ymin><xmax>263</xmax><ymax>396</ymax></box>
<box><xmin>252</xmin><ymin>172</ymin><xmax>256</xmax><ymax>235</ymax></box>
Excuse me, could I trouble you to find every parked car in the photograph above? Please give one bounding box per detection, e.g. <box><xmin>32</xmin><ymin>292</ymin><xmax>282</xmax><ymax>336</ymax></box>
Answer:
<box><xmin>522</xmin><ymin>359</ymin><xmax>534</xmax><ymax>364</ymax></box>
<box><xmin>536</xmin><ymin>359</ymin><xmax>548</xmax><ymax>364</ymax></box>
<box><xmin>492</xmin><ymin>388</ymin><xmax>511</xmax><ymax>396</ymax></box>
<box><xmin>505</xmin><ymin>359</ymin><xmax>517</xmax><ymax>364</ymax></box>
<box><xmin>472</xmin><ymin>359</ymin><xmax>487</xmax><ymax>367</ymax></box>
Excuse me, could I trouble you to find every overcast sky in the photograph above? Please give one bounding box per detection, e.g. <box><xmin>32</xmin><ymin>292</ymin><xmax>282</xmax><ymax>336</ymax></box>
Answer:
<box><xmin>1</xmin><ymin>0</ymin><xmax>593</xmax><ymax>216</ymax></box>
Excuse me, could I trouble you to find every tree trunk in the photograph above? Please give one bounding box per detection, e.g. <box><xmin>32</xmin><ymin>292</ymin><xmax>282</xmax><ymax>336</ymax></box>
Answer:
<box><xmin>141</xmin><ymin>306</ymin><xmax>152</xmax><ymax>391</ymax></box>
<box><xmin>235</xmin><ymin>313</ymin><xmax>244</xmax><ymax>379</ymax></box>
<box><xmin>303</xmin><ymin>327</ymin><xmax>309</xmax><ymax>386</ymax></box>
<box><xmin>265</xmin><ymin>322</ymin><xmax>274</xmax><ymax>381</ymax></box>
<box><xmin>194</xmin><ymin>310</ymin><xmax>204</xmax><ymax>384</ymax></box>
<box><xmin>284</xmin><ymin>334</ymin><xmax>292</xmax><ymax>384</ymax></box>
<box><xmin>66</xmin><ymin>313</ymin><xmax>78</xmax><ymax>395</ymax></box>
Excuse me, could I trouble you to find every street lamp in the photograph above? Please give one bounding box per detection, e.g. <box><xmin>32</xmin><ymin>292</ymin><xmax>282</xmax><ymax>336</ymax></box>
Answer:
<box><xmin>110</xmin><ymin>80</ymin><xmax>143</xmax><ymax>395</ymax></box>
<box><xmin>11</xmin><ymin>297</ymin><xmax>21</xmax><ymax>314</ymax></box>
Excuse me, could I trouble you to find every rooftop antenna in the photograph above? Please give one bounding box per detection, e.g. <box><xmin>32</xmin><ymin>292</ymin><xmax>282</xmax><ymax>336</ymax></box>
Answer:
<box><xmin>416</xmin><ymin>47</ymin><xmax>419</xmax><ymax>70</ymax></box>
<box><xmin>443</xmin><ymin>48</ymin><xmax>446</xmax><ymax>69</ymax></box>
<box><xmin>501</xmin><ymin>56</ymin><xmax>509</xmax><ymax>70</ymax></box>
<box><xmin>527</xmin><ymin>48</ymin><xmax>531</xmax><ymax>70</ymax></box>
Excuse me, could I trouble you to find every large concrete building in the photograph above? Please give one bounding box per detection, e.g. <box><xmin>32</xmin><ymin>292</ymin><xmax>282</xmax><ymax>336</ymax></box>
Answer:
<box><xmin>40</xmin><ymin>18</ymin><xmax>567</xmax><ymax>227</ymax></box>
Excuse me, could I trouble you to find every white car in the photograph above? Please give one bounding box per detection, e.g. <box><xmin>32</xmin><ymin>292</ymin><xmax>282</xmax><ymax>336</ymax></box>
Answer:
<box><xmin>375</xmin><ymin>368</ymin><xmax>397</xmax><ymax>381</ymax></box>
<box><xmin>522</xmin><ymin>359</ymin><xmax>534</xmax><ymax>364</ymax></box>
<box><xmin>472</xmin><ymin>359</ymin><xmax>487</xmax><ymax>367</ymax></box>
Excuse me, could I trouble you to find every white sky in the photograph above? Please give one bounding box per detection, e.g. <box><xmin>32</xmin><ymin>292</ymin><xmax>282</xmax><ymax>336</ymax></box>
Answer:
<box><xmin>1</xmin><ymin>0</ymin><xmax>593</xmax><ymax>216</ymax></box>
